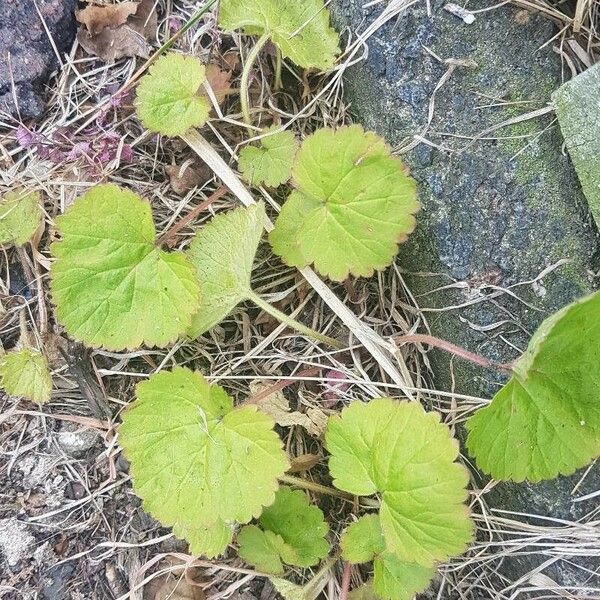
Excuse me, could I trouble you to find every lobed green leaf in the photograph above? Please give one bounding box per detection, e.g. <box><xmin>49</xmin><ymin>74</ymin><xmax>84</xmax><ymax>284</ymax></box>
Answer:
<box><xmin>51</xmin><ymin>184</ymin><xmax>200</xmax><ymax>351</ymax></box>
<box><xmin>135</xmin><ymin>53</ymin><xmax>211</xmax><ymax>137</ymax></box>
<box><xmin>0</xmin><ymin>348</ymin><xmax>52</xmax><ymax>403</ymax></box>
<box><xmin>219</xmin><ymin>0</ymin><xmax>340</xmax><ymax>71</ymax></box>
<box><xmin>467</xmin><ymin>290</ymin><xmax>600</xmax><ymax>482</ymax></box>
<box><xmin>270</xmin><ymin>126</ymin><xmax>419</xmax><ymax>281</ymax></box>
<box><xmin>119</xmin><ymin>367</ymin><xmax>289</xmax><ymax>557</ymax></box>
<box><xmin>239</xmin><ymin>129</ymin><xmax>298</xmax><ymax>188</ymax></box>
<box><xmin>326</xmin><ymin>399</ymin><xmax>472</xmax><ymax>566</ymax></box>
<box><xmin>0</xmin><ymin>189</ymin><xmax>42</xmax><ymax>246</ymax></box>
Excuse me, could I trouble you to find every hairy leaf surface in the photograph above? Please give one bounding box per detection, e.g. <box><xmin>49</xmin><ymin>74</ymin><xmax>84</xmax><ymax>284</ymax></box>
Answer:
<box><xmin>219</xmin><ymin>0</ymin><xmax>339</xmax><ymax>70</ymax></box>
<box><xmin>51</xmin><ymin>185</ymin><xmax>199</xmax><ymax>350</ymax></box>
<box><xmin>239</xmin><ymin>129</ymin><xmax>298</xmax><ymax>187</ymax></box>
<box><xmin>467</xmin><ymin>290</ymin><xmax>600</xmax><ymax>481</ymax></box>
<box><xmin>0</xmin><ymin>189</ymin><xmax>42</xmax><ymax>246</ymax></box>
<box><xmin>326</xmin><ymin>399</ymin><xmax>472</xmax><ymax>565</ymax></box>
<box><xmin>187</xmin><ymin>203</ymin><xmax>266</xmax><ymax>338</ymax></box>
<box><xmin>270</xmin><ymin>126</ymin><xmax>419</xmax><ymax>281</ymax></box>
<box><xmin>341</xmin><ymin>515</ymin><xmax>434</xmax><ymax>600</ymax></box>
<box><xmin>0</xmin><ymin>349</ymin><xmax>52</xmax><ymax>403</ymax></box>
<box><xmin>135</xmin><ymin>53</ymin><xmax>210</xmax><ymax>136</ymax></box>
<box><xmin>239</xmin><ymin>486</ymin><xmax>329</xmax><ymax>573</ymax></box>
<box><xmin>119</xmin><ymin>368</ymin><xmax>289</xmax><ymax>556</ymax></box>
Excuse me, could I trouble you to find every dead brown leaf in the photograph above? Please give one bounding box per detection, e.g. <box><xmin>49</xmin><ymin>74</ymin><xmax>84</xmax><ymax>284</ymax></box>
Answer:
<box><xmin>289</xmin><ymin>453</ymin><xmax>320</xmax><ymax>473</ymax></box>
<box><xmin>221</xmin><ymin>50</ymin><xmax>240</xmax><ymax>72</ymax></box>
<box><xmin>165</xmin><ymin>161</ymin><xmax>212</xmax><ymax>195</ymax></box>
<box><xmin>143</xmin><ymin>558</ymin><xmax>205</xmax><ymax>600</ymax></box>
<box><xmin>77</xmin><ymin>0</ymin><xmax>158</xmax><ymax>63</ymax></box>
<box><xmin>205</xmin><ymin>64</ymin><xmax>233</xmax><ymax>106</ymax></box>
<box><xmin>76</xmin><ymin>2</ymin><xmax>139</xmax><ymax>34</ymax></box>
<box><xmin>250</xmin><ymin>381</ymin><xmax>328</xmax><ymax>437</ymax></box>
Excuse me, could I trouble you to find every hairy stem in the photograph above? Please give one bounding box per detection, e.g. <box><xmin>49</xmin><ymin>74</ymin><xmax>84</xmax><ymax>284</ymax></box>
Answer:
<box><xmin>274</xmin><ymin>48</ymin><xmax>283</xmax><ymax>91</ymax></box>
<box><xmin>240</xmin><ymin>33</ymin><xmax>270</xmax><ymax>125</ymax></box>
<box><xmin>339</xmin><ymin>562</ymin><xmax>352</xmax><ymax>600</ymax></box>
<box><xmin>279</xmin><ymin>474</ymin><xmax>380</xmax><ymax>509</ymax></box>
<box><xmin>394</xmin><ymin>333</ymin><xmax>514</xmax><ymax>373</ymax></box>
<box><xmin>247</xmin><ymin>290</ymin><xmax>343</xmax><ymax>349</ymax></box>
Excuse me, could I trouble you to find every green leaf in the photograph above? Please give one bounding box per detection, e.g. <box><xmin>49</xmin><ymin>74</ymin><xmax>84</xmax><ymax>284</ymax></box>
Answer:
<box><xmin>341</xmin><ymin>515</ymin><xmax>434</xmax><ymax>600</ymax></box>
<box><xmin>269</xmin><ymin>126</ymin><xmax>419</xmax><ymax>281</ymax></box>
<box><xmin>0</xmin><ymin>189</ymin><xmax>42</xmax><ymax>246</ymax></box>
<box><xmin>467</xmin><ymin>290</ymin><xmax>600</xmax><ymax>482</ymax></box>
<box><xmin>239</xmin><ymin>129</ymin><xmax>298</xmax><ymax>188</ymax></box>
<box><xmin>135</xmin><ymin>53</ymin><xmax>211</xmax><ymax>137</ymax></box>
<box><xmin>187</xmin><ymin>202</ymin><xmax>266</xmax><ymax>338</ymax></box>
<box><xmin>270</xmin><ymin>579</ymin><xmax>307</xmax><ymax>600</ymax></box>
<box><xmin>119</xmin><ymin>367</ymin><xmax>289</xmax><ymax>557</ymax></box>
<box><xmin>348</xmin><ymin>582</ymin><xmax>378</xmax><ymax>600</ymax></box>
<box><xmin>238</xmin><ymin>525</ymin><xmax>293</xmax><ymax>574</ymax></box>
<box><xmin>0</xmin><ymin>348</ymin><xmax>52</xmax><ymax>403</ymax></box>
<box><xmin>373</xmin><ymin>552</ymin><xmax>434</xmax><ymax>600</ymax></box>
<box><xmin>326</xmin><ymin>399</ymin><xmax>472</xmax><ymax>566</ymax></box>
<box><xmin>341</xmin><ymin>514</ymin><xmax>384</xmax><ymax>564</ymax></box>
<box><xmin>218</xmin><ymin>0</ymin><xmax>340</xmax><ymax>71</ymax></box>
<box><xmin>238</xmin><ymin>486</ymin><xmax>329</xmax><ymax>573</ymax></box>
<box><xmin>50</xmin><ymin>184</ymin><xmax>200</xmax><ymax>351</ymax></box>
<box><xmin>258</xmin><ymin>486</ymin><xmax>329</xmax><ymax>567</ymax></box>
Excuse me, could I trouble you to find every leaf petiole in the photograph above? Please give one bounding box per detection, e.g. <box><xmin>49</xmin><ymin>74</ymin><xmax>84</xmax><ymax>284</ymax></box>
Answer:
<box><xmin>240</xmin><ymin>33</ymin><xmax>270</xmax><ymax>125</ymax></box>
<box><xmin>247</xmin><ymin>290</ymin><xmax>343</xmax><ymax>349</ymax></box>
<box><xmin>394</xmin><ymin>333</ymin><xmax>513</xmax><ymax>373</ymax></box>
<box><xmin>279</xmin><ymin>474</ymin><xmax>380</xmax><ymax>508</ymax></box>
<box><xmin>273</xmin><ymin>47</ymin><xmax>283</xmax><ymax>91</ymax></box>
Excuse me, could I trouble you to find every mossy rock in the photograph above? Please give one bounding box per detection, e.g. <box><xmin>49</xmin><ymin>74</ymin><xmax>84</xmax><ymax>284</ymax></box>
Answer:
<box><xmin>332</xmin><ymin>0</ymin><xmax>599</xmax><ymax>594</ymax></box>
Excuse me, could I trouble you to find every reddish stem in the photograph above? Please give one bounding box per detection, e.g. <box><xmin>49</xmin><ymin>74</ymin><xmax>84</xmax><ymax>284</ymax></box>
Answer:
<box><xmin>394</xmin><ymin>333</ymin><xmax>514</xmax><ymax>374</ymax></box>
<box><xmin>158</xmin><ymin>186</ymin><xmax>227</xmax><ymax>247</ymax></box>
<box><xmin>339</xmin><ymin>561</ymin><xmax>352</xmax><ymax>600</ymax></box>
<box><xmin>243</xmin><ymin>367</ymin><xmax>321</xmax><ymax>405</ymax></box>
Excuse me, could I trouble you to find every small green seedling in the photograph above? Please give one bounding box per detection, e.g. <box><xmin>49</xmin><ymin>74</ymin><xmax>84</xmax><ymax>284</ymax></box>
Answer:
<box><xmin>119</xmin><ymin>367</ymin><xmax>289</xmax><ymax>557</ymax></box>
<box><xmin>186</xmin><ymin>201</ymin><xmax>341</xmax><ymax>347</ymax></box>
<box><xmin>0</xmin><ymin>188</ymin><xmax>43</xmax><ymax>246</ymax></box>
<box><xmin>218</xmin><ymin>0</ymin><xmax>340</xmax><ymax>124</ymax></box>
<box><xmin>326</xmin><ymin>398</ymin><xmax>473</xmax><ymax>598</ymax></box>
<box><xmin>467</xmin><ymin>289</ymin><xmax>600</xmax><ymax>482</ymax></box>
<box><xmin>135</xmin><ymin>53</ymin><xmax>211</xmax><ymax>137</ymax></box>
<box><xmin>238</xmin><ymin>486</ymin><xmax>329</xmax><ymax>574</ymax></box>
<box><xmin>0</xmin><ymin>347</ymin><xmax>52</xmax><ymax>404</ymax></box>
<box><xmin>270</xmin><ymin>126</ymin><xmax>420</xmax><ymax>281</ymax></box>
<box><xmin>239</xmin><ymin>128</ymin><xmax>298</xmax><ymax>187</ymax></box>
<box><xmin>50</xmin><ymin>184</ymin><xmax>200</xmax><ymax>351</ymax></box>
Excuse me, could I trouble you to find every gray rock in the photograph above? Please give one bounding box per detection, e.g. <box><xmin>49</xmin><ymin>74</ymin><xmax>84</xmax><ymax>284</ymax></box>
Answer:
<box><xmin>331</xmin><ymin>0</ymin><xmax>599</xmax><ymax>594</ymax></box>
<box><xmin>0</xmin><ymin>0</ymin><xmax>77</xmax><ymax>119</ymax></box>
<box><xmin>57</xmin><ymin>422</ymin><xmax>101</xmax><ymax>457</ymax></box>
<box><xmin>554</xmin><ymin>62</ymin><xmax>600</xmax><ymax>226</ymax></box>
<box><xmin>0</xmin><ymin>517</ymin><xmax>35</xmax><ymax>568</ymax></box>
<box><xmin>40</xmin><ymin>562</ymin><xmax>75</xmax><ymax>600</ymax></box>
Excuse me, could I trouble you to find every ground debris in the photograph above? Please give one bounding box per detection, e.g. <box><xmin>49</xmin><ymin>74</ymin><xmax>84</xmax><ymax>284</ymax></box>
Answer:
<box><xmin>0</xmin><ymin>517</ymin><xmax>35</xmax><ymax>567</ymax></box>
<box><xmin>76</xmin><ymin>0</ymin><xmax>158</xmax><ymax>62</ymax></box>
<box><xmin>250</xmin><ymin>381</ymin><xmax>328</xmax><ymax>437</ymax></box>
